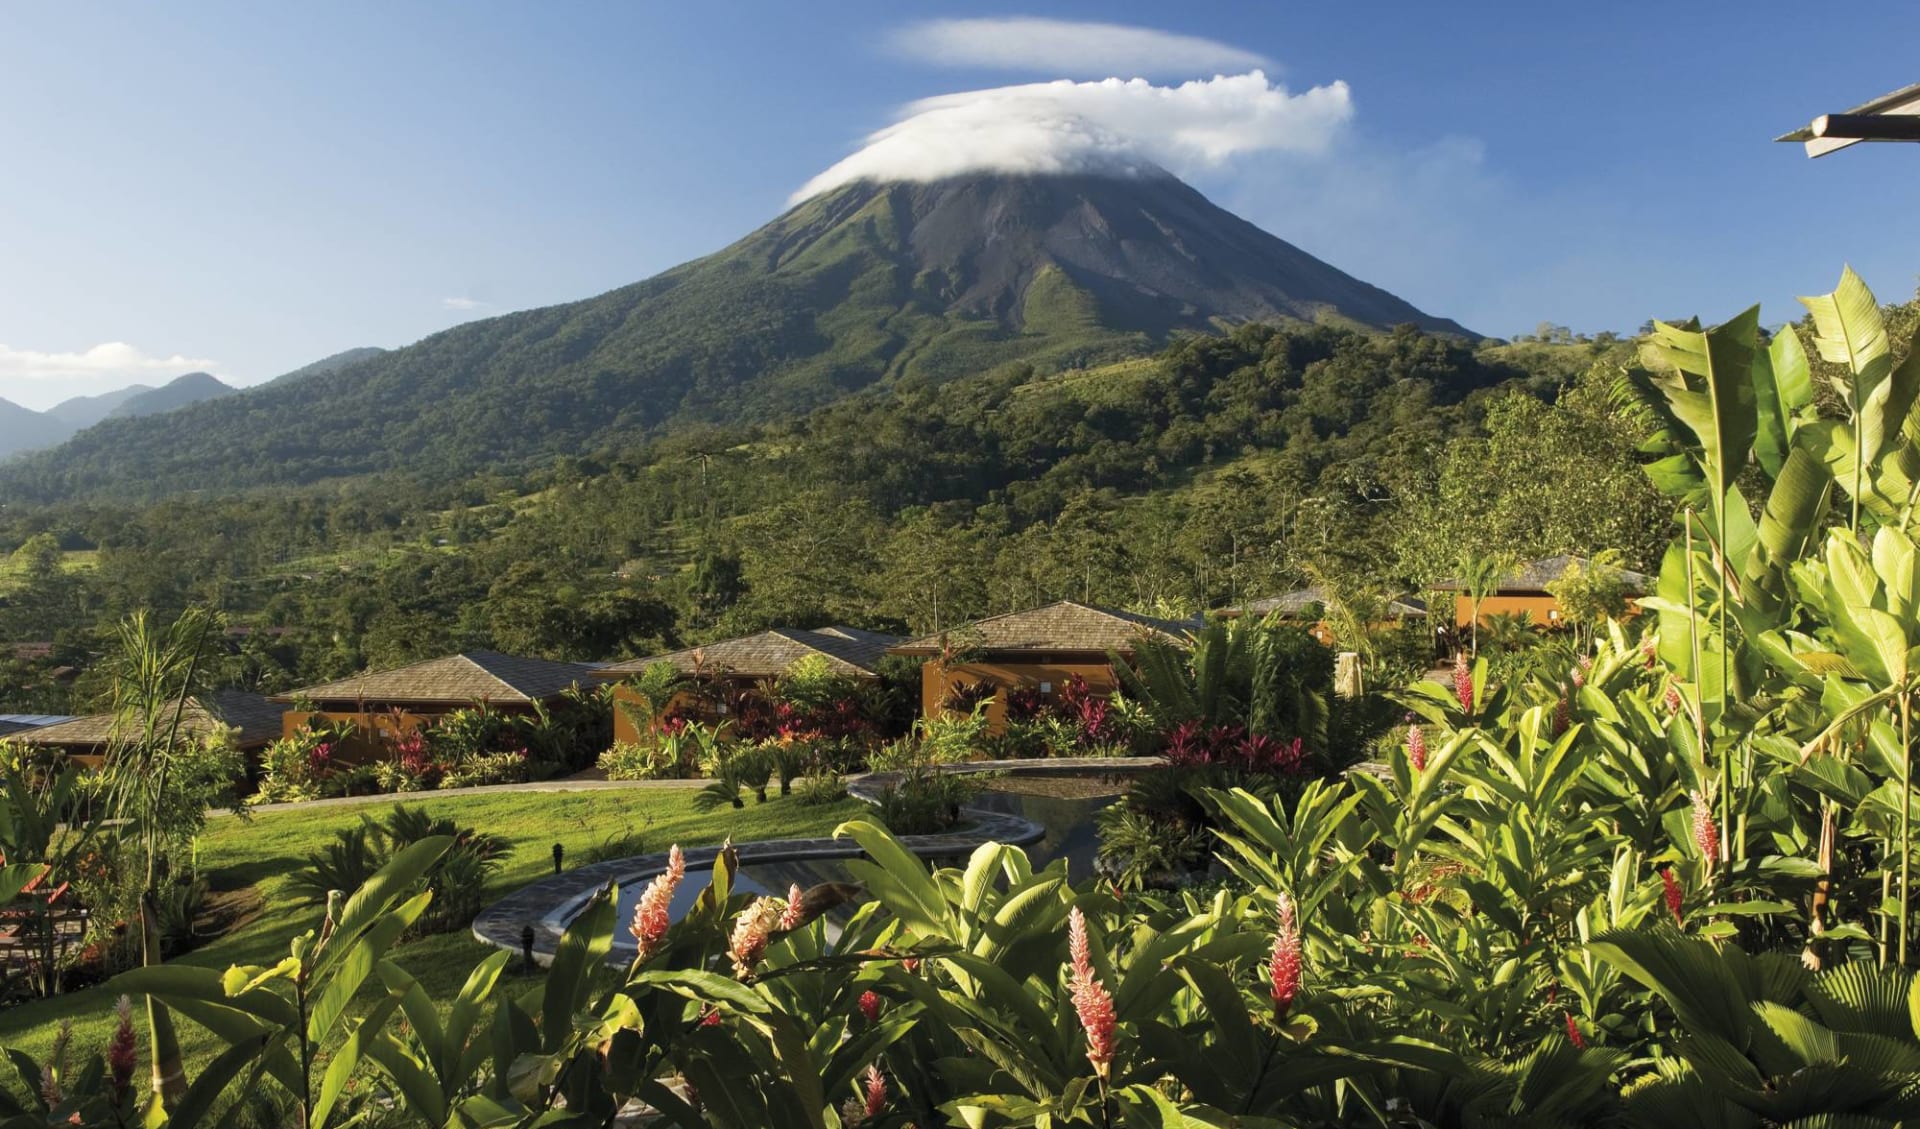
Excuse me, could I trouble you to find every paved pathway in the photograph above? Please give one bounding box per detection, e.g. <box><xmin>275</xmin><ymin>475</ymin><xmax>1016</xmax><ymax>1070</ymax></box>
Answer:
<box><xmin>224</xmin><ymin>775</ymin><xmax>708</xmax><ymax>817</ymax></box>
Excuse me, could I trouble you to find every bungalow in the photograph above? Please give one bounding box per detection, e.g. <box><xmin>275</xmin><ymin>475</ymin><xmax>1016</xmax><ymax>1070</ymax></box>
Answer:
<box><xmin>10</xmin><ymin>691</ymin><xmax>282</xmax><ymax>769</ymax></box>
<box><xmin>1433</xmin><ymin>554</ymin><xmax>1652</xmax><ymax>631</ymax></box>
<box><xmin>275</xmin><ymin>650</ymin><xmax>594</xmax><ymax>756</ymax></box>
<box><xmin>889</xmin><ymin>600</ymin><xmax>1195</xmax><ymax>733</ymax></box>
<box><xmin>1216</xmin><ymin>586</ymin><xmax>1428</xmax><ymax>646</ymax></box>
<box><xmin>596</xmin><ymin>626</ymin><xmax>903</xmax><ymax>743</ymax></box>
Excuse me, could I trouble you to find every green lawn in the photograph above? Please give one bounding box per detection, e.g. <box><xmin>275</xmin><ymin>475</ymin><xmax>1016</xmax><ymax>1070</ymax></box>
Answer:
<box><xmin>0</xmin><ymin>786</ymin><xmax>865</xmax><ymax>1067</ymax></box>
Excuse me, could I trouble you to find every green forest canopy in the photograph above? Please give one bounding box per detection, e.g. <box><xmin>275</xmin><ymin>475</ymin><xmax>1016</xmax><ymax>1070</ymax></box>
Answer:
<box><xmin>0</xmin><ymin>319</ymin><xmax>1678</xmax><ymax>713</ymax></box>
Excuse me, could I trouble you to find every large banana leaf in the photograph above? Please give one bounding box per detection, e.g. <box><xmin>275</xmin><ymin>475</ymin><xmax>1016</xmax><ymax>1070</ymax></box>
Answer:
<box><xmin>1752</xmin><ymin>325</ymin><xmax>1814</xmax><ymax>479</ymax></box>
<box><xmin>1801</xmin><ymin>267</ymin><xmax>1896</xmax><ymax>462</ymax></box>
<box><xmin>1641</xmin><ymin>307</ymin><xmax>1761</xmax><ymax>509</ymax></box>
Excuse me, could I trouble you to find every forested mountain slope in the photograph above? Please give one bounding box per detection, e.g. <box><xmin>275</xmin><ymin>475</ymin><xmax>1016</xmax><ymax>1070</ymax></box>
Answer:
<box><xmin>0</xmin><ymin>170</ymin><xmax>1471</xmax><ymax>503</ymax></box>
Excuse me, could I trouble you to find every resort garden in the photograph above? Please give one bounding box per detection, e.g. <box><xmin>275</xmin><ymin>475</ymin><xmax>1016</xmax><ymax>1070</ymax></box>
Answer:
<box><xmin>11</xmin><ymin>271</ymin><xmax>1920</xmax><ymax>1125</ymax></box>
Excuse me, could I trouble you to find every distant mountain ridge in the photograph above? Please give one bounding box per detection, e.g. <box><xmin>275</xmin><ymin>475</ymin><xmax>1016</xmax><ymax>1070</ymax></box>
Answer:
<box><xmin>46</xmin><ymin>385</ymin><xmax>152</xmax><ymax>430</ymax></box>
<box><xmin>0</xmin><ymin>167</ymin><xmax>1473</xmax><ymax>501</ymax></box>
<box><xmin>0</xmin><ymin>369</ymin><xmax>237</xmax><ymax>461</ymax></box>
<box><xmin>110</xmin><ymin>372</ymin><xmax>232</xmax><ymax>419</ymax></box>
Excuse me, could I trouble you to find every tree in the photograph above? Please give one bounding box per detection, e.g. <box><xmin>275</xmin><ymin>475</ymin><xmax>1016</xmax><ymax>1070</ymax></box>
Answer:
<box><xmin>1394</xmin><ymin>364</ymin><xmax>1669</xmax><ymax>585</ymax></box>
<box><xmin>1544</xmin><ymin>549</ymin><xmax>1635</xmax><ymax>646</ymax></box>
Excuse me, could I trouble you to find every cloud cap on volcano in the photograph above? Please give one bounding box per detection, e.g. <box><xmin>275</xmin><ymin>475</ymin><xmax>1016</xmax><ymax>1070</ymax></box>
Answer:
<box><xmin>883</xmin><ymin>17</ymin><xmax>1273</xmax><ymax>78</ymax></box>
<box><xmin>793</xmin><ymin>71</ymin><xmax>1353</xmax><ymax>203</ymax></box>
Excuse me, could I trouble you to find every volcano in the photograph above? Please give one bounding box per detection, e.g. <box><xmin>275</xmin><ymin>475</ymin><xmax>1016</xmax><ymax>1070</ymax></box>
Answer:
<box><xmin>4</xmin><ymin>168</ymin><xmax>1472</xmax><ymax>500</ymax></box>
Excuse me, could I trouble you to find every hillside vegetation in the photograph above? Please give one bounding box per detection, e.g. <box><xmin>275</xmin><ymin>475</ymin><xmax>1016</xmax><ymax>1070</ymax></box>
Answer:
<box><xmin>0</xmin><ymin>173</ymin><xmax>1469</xmax><ymax>502</ymax></box>
<box><xmin>0</xmin><ymin>321</ymin><xmax>1647</xmax><ymax>715</ymax></box>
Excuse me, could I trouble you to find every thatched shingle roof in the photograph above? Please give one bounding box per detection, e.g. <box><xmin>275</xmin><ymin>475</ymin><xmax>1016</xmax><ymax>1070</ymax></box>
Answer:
<box><xmin>279</xmin><ymin>651</ymin><xmax>593</xmax><ymax>706</ymax></box>
<box><xmin>1433</xmin><ymin>555</ymin><xmax>1652</xmax><ymax>595</ymax></box>
<box><xmin>600</xmin><ymin>626</ymin><xmax>905</xmax><ymax>681</ymax></box>
<box><xmin>1228</xmin><ymin>587</ymin><xmax>1428</xmax><ymax>619</ymax></box>
<box><xmin>891</xmin><ymin>601</ymin><xmax>1196</xmax><ymax>657</ymax></box>
<box><xmin>0</xmin><ymin>715</ymin><xmax>67</xmax><ymax>738</ymax></box>
<box><xmin>15</xmin><ymin>691</ymin><xmax>282</xmax><ymax>751</ymax></box>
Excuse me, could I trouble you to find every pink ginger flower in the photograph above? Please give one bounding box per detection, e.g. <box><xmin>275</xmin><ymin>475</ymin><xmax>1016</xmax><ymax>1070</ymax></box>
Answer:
<box><xmin>1691</xmin><ymin>791</ymin><xmax>1720</xmax><ymax>871</ymax></box>
<box><xmin>1066</xmin><ymin>907</ymin><xmax>1116</xmax><ymax>1081</ymax></box>
<box><xmin>1453</xmin><ymin>653</ymin><xmax>1473</xmax><ymax>713</ymax></box>
<box><xmin>1660</xmin><ymin>867</ymin><xmax>1684</xmax><ymax>926</ymax></box>
<box><xmin>1553</xmin><ymin>692</ymin><xmax>1570</xmax><ymax>736</ymax></box>
<box><xmin>779</xmin><ymin>883</ymin><xmax>806</xmax><ymax>931</ymax></box>
<box><xmin>108</xmin><ymin>995</ymin><xmax>137</xmax><ymax>1100</ymax></box>
<box><xmin>698</xmin><ymin>1006</ymin><xmax>722</xmax><ymax>1028</ymax></box>
<box><xmin>728</xmin><ymin>897</ymin><xmax>784</xmax><ymax>978</ymax></box>
<box><xmin>1665</xmin><ymin>685</ymin><xmax>1683</xmax><ymax>715</ymax></box>
<box><xmin>858</xmin><ymin>990</ymin><xmax>882</xmax><ymax>1024</ymax></box>
<box><xmin>629</xmin><ymin>845</ymin><xmax>686</xmax><ymax>959</ymax></box>
<box><xmin>1405</xmin><ymin>719</ymin><xmax>1427</xmax><ymax>773</ymax></box>
<box><xmin>1572</xmin><ymin>656</ymin><xmax>1590</xmax><ymax>688</ymax></box>
<box><xmin>41</xmin><ymin>1020</ymin><xmax>71</xmax><ymax>1106</ymax></box>
<box><xmin>1564</xmin><ymin>1012</ymin><xmax>1585</xmax><ymax>1049</ymax></box>
<box><xmin>901</xmin><ymin>956</ymin><xmax>921</xmax><ymax>974</ymax></box>
<box><xmin>1270</xmin><ymin>893</ymin><xmax>1302</xmax><ymax>1019</ymax></box>
<box><xmin>862</xmin><ymin>1064</ymin><xmax>886</xmax><ymax>1120</ymax></box>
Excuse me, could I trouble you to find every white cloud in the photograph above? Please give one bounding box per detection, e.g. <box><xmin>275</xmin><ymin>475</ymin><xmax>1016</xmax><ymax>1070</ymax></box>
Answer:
<box><xmin>0</xmin><ymin>341</ymin><xmax>223</xmax><ymax>410</ymax></box>
<box><xmin>794</xmin><ymin>71</ymin><xmax>1352</xmax><ymax>202</ymax></box>
<box><xmin>884</xmin><ymin>18</ymin><xmax>1271</xmax><ymax>78</ymax></box>
<box><xmin>441</xmin><ymin>296</ymin><xmax>488</xmax><ymax>311</ymax></box>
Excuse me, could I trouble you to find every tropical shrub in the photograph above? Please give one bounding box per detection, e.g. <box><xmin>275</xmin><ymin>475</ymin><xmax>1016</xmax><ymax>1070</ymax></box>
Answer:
<box><xmin>598</xmin><ymin>736</ymin><xmax>695</xmax><ymax>780</ymax></box>
<box><xmin>795</xmin><ymin>769</ymin><xmax>850</xmax><ymax>806</ymax></box>
<box><xmin>436</xmin><ymin>748</ymin><xmax>530</xmax><ymax>789</ymax></box>
<box><xmin>288</xmin><ymin>804</ymin><xmax>511</xmax><ymax>935</ymax></box>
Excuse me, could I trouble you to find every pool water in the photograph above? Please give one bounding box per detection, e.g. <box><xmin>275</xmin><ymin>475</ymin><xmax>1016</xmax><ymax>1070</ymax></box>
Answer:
<box><xmin>600</xmin><ymin>777</ymin><xmax>1129</xmax><ymax>950</ymax></box>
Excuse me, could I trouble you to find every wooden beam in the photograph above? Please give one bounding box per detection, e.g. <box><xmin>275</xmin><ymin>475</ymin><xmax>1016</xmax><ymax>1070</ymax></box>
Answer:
<box><xmin>1811</xmin><ymin>113</ymin><xmax>1920</xmax><ymax>140</ymax></box>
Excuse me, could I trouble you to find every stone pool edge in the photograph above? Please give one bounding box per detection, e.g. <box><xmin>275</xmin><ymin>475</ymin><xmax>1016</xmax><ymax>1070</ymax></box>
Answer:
<box><xmin>472</xmin><ymin>756</ymin><xmax>1160</xmax><ymax>966</ymax></box>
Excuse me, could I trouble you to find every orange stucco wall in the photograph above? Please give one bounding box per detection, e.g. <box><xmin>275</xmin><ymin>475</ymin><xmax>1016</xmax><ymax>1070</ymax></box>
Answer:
<box><xmin>1452</xmin><ymin>594</ymin><xmax>1641</xmax><ymax>629</ymax></box>
<box><xmin>1454</xmin><ymin>594</ymin><xmax>1566</xmax><ymax>629</ymax></box>
<box><xmin>608</xmin><ymin>686</ymin><xmax>728</xmax><ymax>744</ymax></box>
<box><xmin>919</xmin><ymin>657</ymin><xmax>1118</xmax><ymax>734</ymax></box>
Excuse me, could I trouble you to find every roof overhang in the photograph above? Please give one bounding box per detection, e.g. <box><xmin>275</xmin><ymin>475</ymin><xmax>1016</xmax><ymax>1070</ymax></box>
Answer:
<box><xmin>1778</xmin><ymin>82</ymin><xmax>1920</xmax><ymax>157</ymax></box>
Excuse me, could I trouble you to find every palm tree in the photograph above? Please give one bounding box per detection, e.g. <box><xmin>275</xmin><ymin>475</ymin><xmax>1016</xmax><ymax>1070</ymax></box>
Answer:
<box><xmin>101</xmin><ymin>606</ymin><xmax>220</xmax><ymax>1111</ymax></box>
<box><xmin>1456</xmin><ymin>551</ymin><xmax>1515</xmax><ymax>659</ymax></box>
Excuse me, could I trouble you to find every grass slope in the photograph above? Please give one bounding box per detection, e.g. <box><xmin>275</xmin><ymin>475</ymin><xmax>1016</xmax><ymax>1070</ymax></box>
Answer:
<box><xmin>0</xmin><ymin>788</ymin><xmax>864</xmax><ymax>1068</ymax></box>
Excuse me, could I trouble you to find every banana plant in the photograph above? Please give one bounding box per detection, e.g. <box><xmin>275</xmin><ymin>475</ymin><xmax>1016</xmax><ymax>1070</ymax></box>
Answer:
<box><xmin>1789</xmin><ymin>525</ymin><xmax>1920</xmax><ymax>964</ymax></box>
<box><xmin>116</xmin><ymin>836</ymin><xmax>453</xmax><ymax>1129</ymax></box>
<box><xmin>1797</xmin><ymin>266</ymin><xmax>1920</xmax><ymax>532</ymax></box>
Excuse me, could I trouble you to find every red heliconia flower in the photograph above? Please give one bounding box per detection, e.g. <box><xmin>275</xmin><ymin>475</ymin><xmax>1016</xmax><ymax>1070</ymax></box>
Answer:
<box><xmin>1453</xmin><ymin>653</ymin><xmax>1474</xmax><ymax>714</ymax></box>
<box><xmin>1564</xmin><ymin>1011</ymin><xmax>1585</xmax><ymax>1049</ymax></box>
<box><xmin>1660</xmin><ymin>866</ymin><xmax>1684</xmax><ymax>926</ymax></box>
<box><xmin>779</xmin><ymin>883</ymin><xmax>806</xmax><ymax>931</ymax></box>
<box><xmin>1691</xmin><ymin>791</ymin><xmax>1720</xmax><ymax>872</ymax></box>
<box><xmin>728</xmin><ymin>897</ymin><xmax>784</xmax><ymax>978</ymax></box>
<box><xmin>1406</xmin><ymin>722</ymin><xmax>1427</xmax><ymax>772</ymax></box>
<box><xmin>629</xmin><ymin>845</ymin><xmax>686</xmax><ymax>960</ymax></box>
<box><xmin>858</xmin><ymin>989</ymin><xmax>882</xmax><ymax>1024</ymax></box>
<box><xmin>862</xmin><ymin>1063</ymin><xmax>887</xmax><ymax>1120</ymax></box>
<box><xmin>108</xmin><ymin>995</ymin><xmax>137</xmax><ymax>1100</ymax></box>
<box><xmin>1066</xmin><ymin>907</ymin><xmax>1117</xmax><ymax>1081</ymax></box>
<box><xmin>1270</xmin><ymin>893</ymin><xmax>1302</xmax><ymax>1019</ymax></box>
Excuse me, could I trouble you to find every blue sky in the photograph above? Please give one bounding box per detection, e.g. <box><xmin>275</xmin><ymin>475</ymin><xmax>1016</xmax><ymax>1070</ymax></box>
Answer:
<box><xmin>2</xmin><ymin>2</ymin><xmax>1917</xmax><ymax>408</ymax></box>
